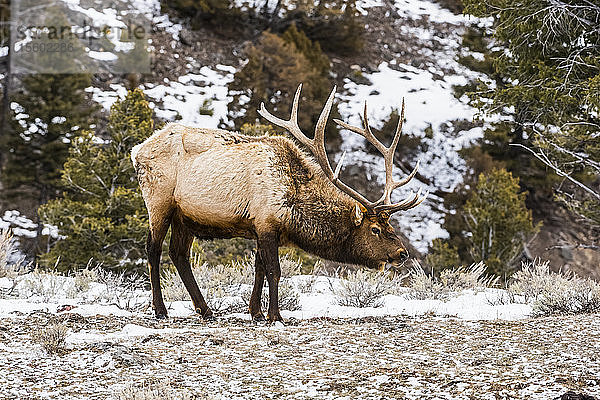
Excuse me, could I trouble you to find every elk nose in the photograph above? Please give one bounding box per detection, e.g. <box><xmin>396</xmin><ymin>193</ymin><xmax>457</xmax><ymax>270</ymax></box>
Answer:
<box><xmin>394</xmin><ymin>248</ymin><xmax>409</xmax><ymax>263</ymax></box>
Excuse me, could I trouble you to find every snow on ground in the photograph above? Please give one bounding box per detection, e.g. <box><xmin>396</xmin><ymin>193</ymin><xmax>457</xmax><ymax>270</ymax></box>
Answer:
<box><xmin>0</xmin><ymin>273</ymin><xmax>529</xmax><ymax>321</ymax></box>
<box><xmin>91</xmin><ymin>65</ymin><xmax>235</xmax><ymax>128</ymax></box>
<box><xmin>1</xmin><ymin>271</ymin><xmax>599</xmax><ymax>399</ymax></box>
<box><xmin>1</xmin><ymin>309</ymin><xmax>598</xmax><ymax>399</ymax></box>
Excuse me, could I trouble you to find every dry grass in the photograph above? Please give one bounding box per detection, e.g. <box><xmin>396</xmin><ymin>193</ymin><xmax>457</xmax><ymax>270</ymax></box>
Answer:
<box><xmin>333</xmin><ymin>269</ymin><xmax>402</xmax><ymax>308</ymax></box>
<box><xmin>31</xmin><ymin>323</ymin><xmax>68</xmax><ymax>355</ymax></box>
<box><xmin>115</xmin><ymin>380</ymin><xmax>197</xmax><ymax>400</ymax></box>
<box><xmin>162</xmin><ymin>253</ymin><xmax>304</xmax><ymax>314</ymax></box>
<box><xmin>408</xmin><ymin>261</ymin><xmax>498</xmax><ymax>300</ymax></box>
<box><xmin>507</xmin><ymin>260</ymin><xmax>600</xmax><ymax>317</ymax></box>
<box><xmin>5</xmin><ymin>313</ymin><xmax>599</xmax><ymax>399</ymax></box>
<box><xmin>0</xmin><ymin>230</ymin><xmax>21</xmax><ymax>280</ymax></box>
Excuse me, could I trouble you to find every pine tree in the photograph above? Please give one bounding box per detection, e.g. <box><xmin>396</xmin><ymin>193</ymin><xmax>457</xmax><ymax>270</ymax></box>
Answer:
<box><xmin>425</xmin><ymin>239</ymin><xmax>461</xmax><ymax>271</ymax></box>
<box><xmin>228</xmin><ymin>30</ymin><xmax>340</xmax><ymax>150</ymax></box>
<box><xmin>463</xmin><ymin>0</ymin><xmax>600</xmax><ymax>229</ymax></box>
<box><xmin>462</xmin><ymin>169</ymin><xmax>539</xmax><ymax>277</ymax></box>
<box><xmin>281</xmin><ymin>23</ymin><xmax>330</xmax><ymax>77</ymax></box>
<box><xmin>278</xmin><ymin>0</ymin><xmax>364</xmax><ymax>55</ymax></box>
<box><xmin>1</xmin><ymin>7</ymin><xmax>95</xmax><ymax>216</ymax></box>
<box><xmin>39</xmin><ymin>89</ymin><xmax>153</xmax><ymax>272</ymax></box>
<box><xmin>0</xmin><ymin>1</ymin><xmax>9</xmax><ymax>184</ymax></box>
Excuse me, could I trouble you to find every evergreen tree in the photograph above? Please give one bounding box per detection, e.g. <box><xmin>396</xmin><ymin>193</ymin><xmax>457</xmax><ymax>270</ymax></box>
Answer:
<box><xmin>278</xmin><ymin>0</ymin><xmax>364</xmax><ymax>55</ymax></box>
<box><xmin>280</xmin><ymin>23</ymin><xmax>330</xmax><ymax>77</ymax></box>
<box><xmin>39</xmin><ymin>89</ymin><xmax>153</xmax><ymax>272</ymax></box>
<box><xmin>463</xmin><ymin>0</ymin><xmax>600</xmax><ymax>229</ymax></box>
<box><xmin>462</xmin><ymin>169</ymin><xmax>539</xmax><ymax>277</ymax></box>
<box><xmin>0</xmin><ymin>0</ymin><xmax>11</xmax><ymax>171</ymax></box>
<box><xmin>228</xmin><ymin>29</ymin><xmax>340</xmax><ymax>150</ymax></box>
<box><xmin>425</xmin><ymin>238</ymin><xmax>461</xmax><ymax>271</ymax></box>
<box><xmin>1</xmin><ymin>7</ymin><xmax>95</xmax><ymax>216</ymax></box>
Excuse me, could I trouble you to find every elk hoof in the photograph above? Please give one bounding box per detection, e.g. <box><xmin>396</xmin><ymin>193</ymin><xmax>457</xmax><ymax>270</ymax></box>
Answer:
<box><xmin>267</xmin><ymin>313</ymin><xmax>283</xmax><ymax>323</ymax></box>
<box><xmin>203</xmin><ymin>313</ymin><xmax>216</xmax><ymax>321</ymax></box>
<box><xmin>153</xmin><ymin>303</ymin><xmax>168</xmax><ymax>319</ymax></box>
<box><xmin>251</xmin><ymin>313</ymin><xmax>266</xmax><ymax>322</ymax></box>
<box><xmin>196</xmin><ymin>308</ymin><xmax>215</xmax><ymax>321</ymax></box>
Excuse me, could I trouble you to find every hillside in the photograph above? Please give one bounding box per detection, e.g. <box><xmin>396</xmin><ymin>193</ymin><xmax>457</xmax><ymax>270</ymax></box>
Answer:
<box><xmin>1</xmin><ymin>0</ymin><xmax>597</xmax><ymax>275</ymax></box>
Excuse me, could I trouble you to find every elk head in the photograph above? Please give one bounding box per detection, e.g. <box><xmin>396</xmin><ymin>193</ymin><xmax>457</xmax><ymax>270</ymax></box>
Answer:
<box><xmin>258</xmin><ymin>85</ymin><xmax>427</xmax><ymax>269</ymax></box>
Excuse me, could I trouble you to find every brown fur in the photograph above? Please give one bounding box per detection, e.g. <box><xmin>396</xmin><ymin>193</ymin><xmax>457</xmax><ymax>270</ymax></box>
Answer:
<box><xmin>133</xmin><ymin>123</ymin><xmax>409</xmax><ymax>321</ymax></box>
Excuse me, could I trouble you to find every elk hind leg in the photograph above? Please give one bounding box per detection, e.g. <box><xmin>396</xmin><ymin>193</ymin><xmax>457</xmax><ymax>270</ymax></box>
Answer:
<box><xmin>249</xmin><ymin>256</ymin><xmax>266</xmax><ymax>321</ymax></box>
<box><xmin>169</xmin><ymin>215</ymin><xmax>213</xmax><ymax>319</ymax></box>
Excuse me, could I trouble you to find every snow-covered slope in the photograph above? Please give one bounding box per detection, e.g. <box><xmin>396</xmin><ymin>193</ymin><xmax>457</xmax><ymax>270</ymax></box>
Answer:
<box><xmin>3</xmin><ymin>0</ymin><xmax>487</xmax><ymax>254</ymax></box>
<box><xmin>83</xmin><ymin>0</ymin><xmax>486</xmax><ymax>253</ymax></box>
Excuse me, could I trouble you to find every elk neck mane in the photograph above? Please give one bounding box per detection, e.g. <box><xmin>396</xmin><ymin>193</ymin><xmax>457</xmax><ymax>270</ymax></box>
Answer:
<box><xmin>266</xmin><ymin>135</ymin><xmax>358</xmax><ymax>261</ymax></box>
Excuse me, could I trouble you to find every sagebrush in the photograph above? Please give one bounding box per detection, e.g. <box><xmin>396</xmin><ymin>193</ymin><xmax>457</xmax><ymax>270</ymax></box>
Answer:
<box><xmin>333</xmin><ymin>269</ymin><xmax>402</xmax><ymax>308</ymax></box>
<box><xmin>162</xmin><ymin>253</ymin><xmax>303</xmax><ymax>314</ymax></box>
<box><xmin>507</xmin><ymin>260</ymin><xmax>600</xmax><ymax>317</ymax></box>
<box><xmin>31</xmin><ymin>323</ymin><xmax>68</xmax><ymax>355</ymax></box>
<box><xmin>408</xmin><ymin>261</ymin><xmax>497</xmax><ymax>301</ymax></box>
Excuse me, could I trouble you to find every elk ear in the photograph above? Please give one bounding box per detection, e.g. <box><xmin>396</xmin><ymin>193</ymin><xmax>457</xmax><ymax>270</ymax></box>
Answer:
<box><xmin>352</xmin><ymin>204</ymin><xmax>365</xmax><ymax>226</ymax></box>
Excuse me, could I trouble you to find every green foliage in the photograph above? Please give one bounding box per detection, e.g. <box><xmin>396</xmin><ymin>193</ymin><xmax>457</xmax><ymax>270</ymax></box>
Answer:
<box><xmin>280</xmin><ymin>23</ymin><xmax>330</xmax><ymax>76</ymax></box>
<box><xmin>163</xmin><ymin>0</ymin><xmax>243</xmax><ymax>35</ymax></box>
<box><xmin>442</xmin><ymin>147</ymin><xmax>506</xmax><ymax>263</ymax></box>
<box><xmin>463</xmin><ymin>169</ymin><xmax>539</xmax><ymax>277</ymax></box>
<box><xmin>1</xmin><ymin>71</ymin><xmax>95</xmax><ymax>209</ymax></box>
<box><xmin>227</xmin><ymin>30</ymin><xmax>340</xmax><ymax>149</ymax></box>
<box><xmin>0</xmin><ymin>7</ymin><xmax>95</xmax><ymax>214</ymax></box>
<box><xmin>426</xmin><ymin>239</ymin><xmax>461</xmax><ymax>271</ymax></box>
<box><xmin>280</xmin><ymin>0</ymin><xmax>364</xmax><ymax>56</ymax></box>
<box><xmin>462</xmin><ymin>0</ymin><xmax>600</xmax><ymax>227</ymax></box>
<box><xmin>198</xmin><ymin>99</ymin><xmax>214</xmax><ymax>116</ymax></box>
<box><xmin>39</xmin><ymin>89</ymin><xmax>153</xmax><ymax>272</ymax></box>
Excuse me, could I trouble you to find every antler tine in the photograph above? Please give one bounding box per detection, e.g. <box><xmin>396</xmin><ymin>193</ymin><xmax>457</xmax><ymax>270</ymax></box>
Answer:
<box><xmin>333</xmin><ymin>151</ymin><xmax>347</xmax><ymax>180</ymax></box>
<box><xmin>375</xmin><ymin>188</ymin><xmax>429</xmax><ymax>213</ymax></box>
<box><xmin>258</xmin><ymin>84</ymin><xmax>312</xmax><ymax>150</ymax></box>
<box><xmin>333</xmin><ymin>102</ymin><xmax>387</xmax><ymax>155</ymax></box>
<box><xmin>258</xmin><ymin>84</ymin><xmax>375</xmax><ymax>210</ymax></box>
<box><xmin>388</xmin><ymin>99</ymin><xmax>405</xmax><ymax>158</ymax></box>
<box><xmin>334</xmin><ymin>98</ymin><xmax>425</xmax><ymax>214</ymax></box>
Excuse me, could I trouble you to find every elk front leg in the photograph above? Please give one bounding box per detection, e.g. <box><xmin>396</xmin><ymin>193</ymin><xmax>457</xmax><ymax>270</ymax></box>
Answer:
<box><xmin>249</xmin><ymin>257</ymin><xmax>266</xmax><ymax>321</ymax></box>
<box><xmin>169</xmin><ymin>216</ymin><xmax>213</xmax><ymax>320</ymax></box>
<box><xmin>256</xmin><ymin>232</ymin><xmax>282</xmax><ymax>322</ymax></box>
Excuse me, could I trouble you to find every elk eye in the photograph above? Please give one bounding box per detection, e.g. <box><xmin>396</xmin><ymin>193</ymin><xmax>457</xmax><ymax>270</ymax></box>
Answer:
<box><xmin>371</xmin><ymin>227</ymin><xmax>380</xmax><ymax>235</ymax></box>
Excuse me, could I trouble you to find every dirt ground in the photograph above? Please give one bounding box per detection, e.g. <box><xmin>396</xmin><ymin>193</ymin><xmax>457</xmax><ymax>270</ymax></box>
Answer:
<box><xmin>1</xmin><ymin>312</ymin><xmax>599</xmax><ymax>399</ymax></box>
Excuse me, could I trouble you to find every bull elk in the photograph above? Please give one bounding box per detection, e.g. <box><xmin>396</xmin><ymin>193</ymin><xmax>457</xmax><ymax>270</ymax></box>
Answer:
<box><xmin>132</xmin><ymin>85</ymin><xmax>426</xmax><ymax>322</ymax></box>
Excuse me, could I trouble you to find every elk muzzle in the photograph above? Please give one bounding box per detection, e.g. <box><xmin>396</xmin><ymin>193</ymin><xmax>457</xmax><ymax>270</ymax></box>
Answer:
<box><xmin>388</xmin><ymin>248</ymin><xmax>409</xmax><ymax>265</ymax></box>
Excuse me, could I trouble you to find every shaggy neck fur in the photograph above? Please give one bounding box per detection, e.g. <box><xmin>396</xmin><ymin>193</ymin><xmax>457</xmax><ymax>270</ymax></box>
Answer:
<box><xmin>269</xmin><ymin>136</ymin><xmax>361</xmax><ymax>264</ymax></box>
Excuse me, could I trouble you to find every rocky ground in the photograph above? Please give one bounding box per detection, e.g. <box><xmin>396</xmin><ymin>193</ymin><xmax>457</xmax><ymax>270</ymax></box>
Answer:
<box><xmin>1</xmin><ymin>312</ymin><xmax>599</xmax><ymax>399</ymax></box>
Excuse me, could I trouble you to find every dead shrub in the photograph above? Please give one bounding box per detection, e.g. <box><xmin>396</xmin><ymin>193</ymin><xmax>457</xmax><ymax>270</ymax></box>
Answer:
<box><xmin>115</xmin><ymin>380</ymin><xmax>196</xmax><ymax>400</ymax></box>
<box><xmin>408</xmin><ymin>261</ymin><xmax>497</xmax><ymax>300</ymax></box>
<box><xmin>333</xmin><ymin>269</ymin><xmax>401</xmax><ymax>308</ymax></box>
<box><xmin>31</xmin><ymin>323</ymin><xmax>68</xmax><ymax>355</ymax></box>
<box><xmin>507</xmin><ymin>260</ymin><xmax>600</xmax><ymax>317</ymax></box>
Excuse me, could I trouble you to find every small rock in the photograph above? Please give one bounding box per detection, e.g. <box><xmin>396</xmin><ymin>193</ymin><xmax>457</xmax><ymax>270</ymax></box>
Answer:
<box><xmin>57</xmin><ymin>304</ymin><xmax>77</xmax><ymax>313</ymax></box>
<box><xmin>179</xmin><ymin>29</ymin><xmax>196</xmax><ymax>46</ymax></box>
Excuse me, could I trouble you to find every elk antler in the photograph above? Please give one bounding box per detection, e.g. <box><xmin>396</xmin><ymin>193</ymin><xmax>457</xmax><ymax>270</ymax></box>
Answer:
<box><xmin>334</xmin><ymin>100</ymin><xmax>427</xmax><ymax>213</ymax></box>
<box><xmin>258</xmin><ymin>84</ymin><xmax>427</xmax><ymax>214</ymax></box>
